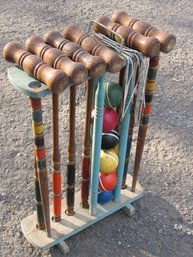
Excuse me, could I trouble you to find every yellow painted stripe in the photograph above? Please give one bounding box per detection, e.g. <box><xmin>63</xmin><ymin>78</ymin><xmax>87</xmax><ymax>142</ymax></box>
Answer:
<box><xmin>145</xmin><ymin>81</ymin><xmax>156</xmax><ymax>91</ymax></box>
<box><xmin>32</xmin><ymin>123</ymin><xmax>44</xmax><ymax>135</ymax></box>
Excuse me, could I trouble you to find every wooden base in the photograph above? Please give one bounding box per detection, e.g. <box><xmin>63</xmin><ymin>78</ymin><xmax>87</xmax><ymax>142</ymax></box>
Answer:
<box><xmin>21</xmin><ymin>175</ymin><xmax>143</xmax><ymax>251</ymax></box>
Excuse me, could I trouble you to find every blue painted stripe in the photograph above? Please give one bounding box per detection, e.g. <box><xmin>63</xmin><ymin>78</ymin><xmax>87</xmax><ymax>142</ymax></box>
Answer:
<box><xmin>32</xmin><ymin>111</ymin><xmax>43</xmax><ymax>123</ymax></box>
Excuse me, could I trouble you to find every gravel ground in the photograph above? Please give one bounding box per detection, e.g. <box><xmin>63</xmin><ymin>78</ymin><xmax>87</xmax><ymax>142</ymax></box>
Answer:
<box><xmin>0</xmin><ymin>1</ymin><xmax>193</xmax><ymax>257</ymax></box>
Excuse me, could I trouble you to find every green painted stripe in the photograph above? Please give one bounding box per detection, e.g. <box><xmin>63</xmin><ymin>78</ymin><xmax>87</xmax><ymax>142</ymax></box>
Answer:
<box><xmin>36</xmin><ymin>204</ymin><xmax>44</xmax><ymax>223</ymax></box>
<box><xmin>148</xmin><ymin>69</ymin><xmax>157</xmax><ymax>80</ymax></box>
<box><xmin>35</xmin><ymin>180</ymin><xmax>42</xmax><ymax>202</ymax></box>
<box><xmin>36</xmin><ymin>159</ymin><xmax>47</xmax><ymax>170</ymax></box>
<box><xmin>145</xmin><ymin>94</ymin><xmax>153</xmax><ymax>103</ymax></box>
<box><xmin>140</xmin><ymin>115</ymin><xmax>149</xmax><ymax>125</ymax></box>
<box><xmin>34</xmin><ymin>179</ymin><xmax>44</xmax><ymax>225</ymax></box>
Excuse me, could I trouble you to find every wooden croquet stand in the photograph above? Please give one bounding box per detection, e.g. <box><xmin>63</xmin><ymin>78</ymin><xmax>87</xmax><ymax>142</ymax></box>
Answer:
<box><xmin>4</xmin><ymin>8</ymin><xmax>177</xmax><ymax>254</ymax></box>
<box><xmin>8</xmin><ymin>66</ymin><xmax>143</xmax><ymax>254</ymax></box>
<box><xmin>21</xmin><ymin>175</ymin><xmax>143</xmax><ymax>253</ymax></box>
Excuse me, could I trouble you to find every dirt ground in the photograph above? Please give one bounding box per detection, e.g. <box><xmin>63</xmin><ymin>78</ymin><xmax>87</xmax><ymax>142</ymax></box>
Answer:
<box><xmin>0</xmin><ymin>1</ymin><xmax>193</xmax><ymax>257</ymax></box>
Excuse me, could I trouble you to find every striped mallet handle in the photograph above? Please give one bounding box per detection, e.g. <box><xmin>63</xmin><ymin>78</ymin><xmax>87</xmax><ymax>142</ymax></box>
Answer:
<box><xmin>66</xmin><ymin>86</ymin><xmax>76</xmax><ymax>215</ymax></box>
<box><xmin>81</xmin><ymin>79</ymin><xmax>94</xmax><ymax>208</ymax></box>
<box><xmin>30</xmin><ymin>98</ymin><xmax>51</xmax><ymax>237</ymax></box>
<box><xmin>51</xmin><ymin>93</ymin><xmax>61</xmax><ymax>222</ymax></box>
<box><xmin>33</xmin><ymin>150</ymin><xmax>45</xmax><ymax>230</ymax></box>
<box><xmin>132</xmin><ymin>55</ymin><xmax>160</xmax><ymax>192</ymax></box>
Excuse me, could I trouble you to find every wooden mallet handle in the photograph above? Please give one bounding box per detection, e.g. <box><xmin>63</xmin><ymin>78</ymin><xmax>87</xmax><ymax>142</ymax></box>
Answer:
<box><xmin>112</xmin><ymin>10</ymin><xmax>176</xmax><ymax>53</ymax></box>
<box><xmin>3</xmin><ymin>42</ymin><xmax>68</xmax><ymax>92</ymax></box>
<box><xmin>62</xmin><ymin>25</ymin><xmax>125</xmax><ymax>73</ymax></box>
<box><xmin>25</xmin><ymin>36</ymin><xmax>88</xmax><ymax>85</ymax></box>
<box><xmin>44</xmin><ymin>30</ymin><xmax>106</xmax><ymax>79</ymax></box>
<box><xmin>94</xmin><ymin>16</ymin><xmax>160</xmax><ymax>58</ymax></box>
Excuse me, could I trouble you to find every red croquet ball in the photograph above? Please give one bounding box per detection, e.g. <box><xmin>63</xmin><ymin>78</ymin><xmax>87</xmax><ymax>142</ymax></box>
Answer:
<box><xmin>91</xmin><ymin>107</ymin><xmax>118</xmax><ymax>133</ymax></box>
<box><xmin>99</xmin><ymin>172</ymin><xmax>117</xmax><ymax>192</ymax></box>
<box><xmin>103</xmin><ymin>107</ymin><xmax>118</xmax><ymax>132</ymax></box>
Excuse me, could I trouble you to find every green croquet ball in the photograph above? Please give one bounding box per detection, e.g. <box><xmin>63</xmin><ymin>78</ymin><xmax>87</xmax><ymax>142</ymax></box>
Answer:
<box><xmin>105</xmin><ymin>81</ymin><xmax>123</xmax><ymax>108</ymax></box>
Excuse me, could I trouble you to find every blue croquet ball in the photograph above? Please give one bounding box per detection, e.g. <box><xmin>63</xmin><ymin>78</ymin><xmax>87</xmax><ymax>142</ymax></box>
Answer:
<box><xmin>98</xmin><ymin>190</ymin><xmax>113</xmax><ymax>204</ymax></box>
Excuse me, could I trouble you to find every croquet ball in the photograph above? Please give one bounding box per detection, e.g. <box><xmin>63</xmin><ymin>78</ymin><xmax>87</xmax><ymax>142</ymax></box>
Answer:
<box><xmin>99</xmin><ymin>172</ymin><xmax>117</xmax><ymax>191</ymax></box>
<box><xmin>101</xmin><ymin>129</ymin><xmax>119</xmax><ymax>150</ymax></box>
<box><xmin>105</xmin><ymin>81</ymin><xmax>123</xmax><ymax>108</ymax></box>
<box><xmin>98</xmin><ymin>190</ymin><xmax>113</xmax><ymax>204</ymax></box>
<box><xmin>100</xmin><ymin>150</ymin><xmax>118</xmax><ymax>173</ymax></box>
<box><xmin>91</xmin><ymin>107</ymin><xmax>118</xmax><ymax>133</ymax></box>
<box><xmin>103</xmin><ymin>107</ymin><xmax>118</xmax><ymax>132</ymax></box>
<box><xmin>112</xmin><ymin>144</ymin><xmax>119</xmax><ymax>155</ymax></box>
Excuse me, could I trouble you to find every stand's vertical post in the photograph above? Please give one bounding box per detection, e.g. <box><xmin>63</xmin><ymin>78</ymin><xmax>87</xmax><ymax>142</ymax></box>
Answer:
<box><xmin>122</xmin><ymin>67</ymin><xmax>139</xmax><ymax>188</ymax></box>
<box><xmin>113</xmin><ymin>63</ymin><xmax>134</xmax><ymax>201</ymax></box>
<box><xmin>30</xmin><ymin>97</ymin><xmax>51</xmax><ymax>237</ymax></box>
<box><xmin>89</xmin><ymin>76</ymin><xmax>105</xmax><ymax>216</ymax></box>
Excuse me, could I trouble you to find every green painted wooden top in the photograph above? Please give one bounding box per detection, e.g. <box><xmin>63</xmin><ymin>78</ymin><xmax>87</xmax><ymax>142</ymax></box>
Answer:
<box><xmin>8</xmin><ymin>66</ymin><xmax>51</xmax><ymax>98</ymax></box>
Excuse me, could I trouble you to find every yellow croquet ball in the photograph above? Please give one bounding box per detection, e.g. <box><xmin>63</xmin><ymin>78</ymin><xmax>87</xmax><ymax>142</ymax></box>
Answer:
<box><xmin>100</xmin><ymin>150</ymin><xmax>119</xmax><ymax>173</ymax></box>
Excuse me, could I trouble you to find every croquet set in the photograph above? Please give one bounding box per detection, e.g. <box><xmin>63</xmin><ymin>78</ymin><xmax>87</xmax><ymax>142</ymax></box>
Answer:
<box><xmin>3</xmin><ymin>10</ymin><xmax>176</xmax><ymax>253</ymax></box>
